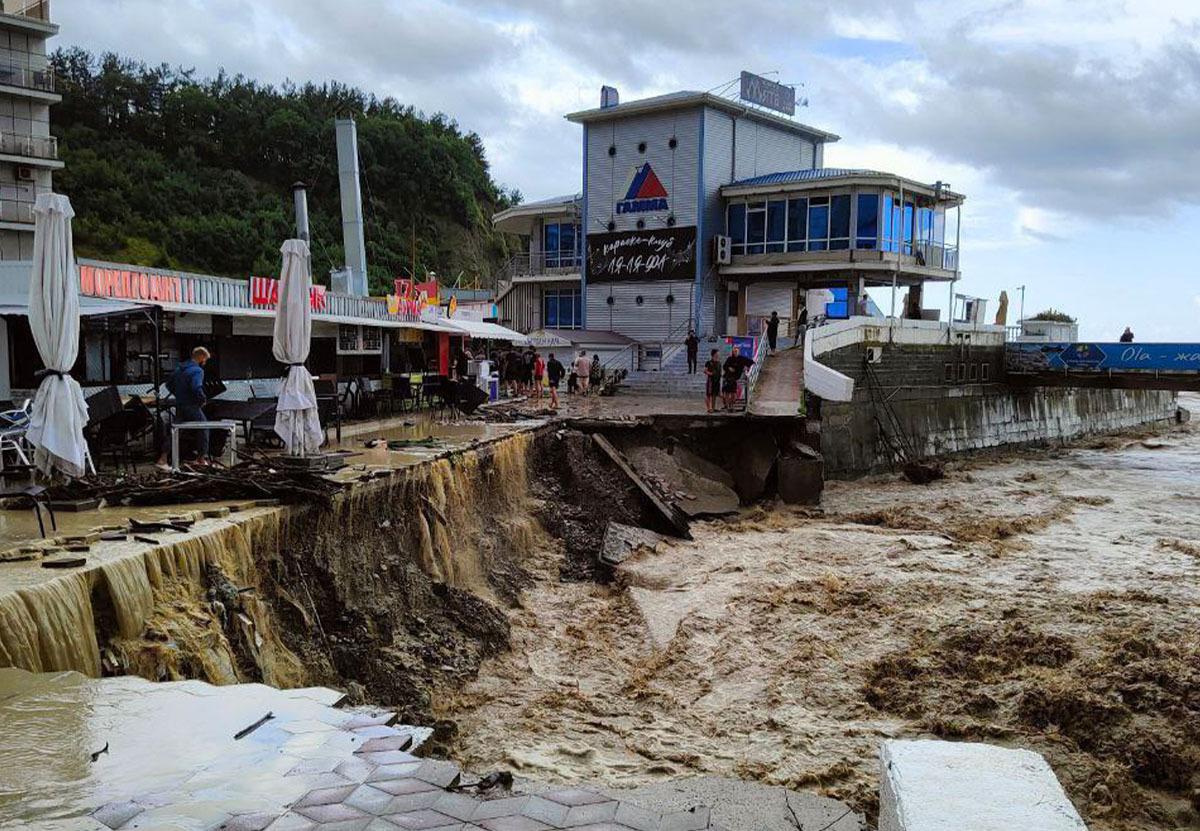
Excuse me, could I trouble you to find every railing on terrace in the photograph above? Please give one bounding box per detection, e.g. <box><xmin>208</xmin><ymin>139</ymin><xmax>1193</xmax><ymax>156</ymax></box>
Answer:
<box><xmin>914</xmin><ymin>241</ymin><xmax>958</xmax><ymax>271</ymax></box>
<box><xmin>499</xmin><ymin>251</ymin><xmax>582</xmax><ymax>281</ymax></box>
<box><xmin>1</xmin><ymin>1</ymin><xmax>51</xmax><ymax>21</ymax></box>
<box><xmin>0</xmin><ymin>62</ymin><xmax>54</xmax><ymax>92</ymax></box>
<box><xmin>0</xmin><ymin>130</ymin><xmax>55</xmax><ymax>159</ymax></box>
<box><xmin>77</xmin><ymin>260</ymin><xmax>407</xmax><ymax>324</ymax></box>
<box><xmin>0</xmin><ymin>198</ymin><xmax>33</xmax><ymax>224</ymax></box>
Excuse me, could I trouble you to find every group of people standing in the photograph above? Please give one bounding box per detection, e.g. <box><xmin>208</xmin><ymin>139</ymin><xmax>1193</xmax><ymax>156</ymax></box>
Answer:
<box><xmin>496</xmin><ymin>345</ymin><xmax>602</xmax><ymax>410</ymax></box>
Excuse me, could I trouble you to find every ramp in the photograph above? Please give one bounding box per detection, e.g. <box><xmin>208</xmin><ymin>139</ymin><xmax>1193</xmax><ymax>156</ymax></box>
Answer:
<box><xmin>748</xmin><ymin>347</ymin><xmax>806</xmax><ymax>416</ymax></box>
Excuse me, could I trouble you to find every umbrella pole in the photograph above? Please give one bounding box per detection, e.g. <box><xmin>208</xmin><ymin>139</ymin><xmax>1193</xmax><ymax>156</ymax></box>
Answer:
<box><xmin>150</xmin><ymin>306</ymin><xmax>163</xmax><ymax>459</ymax></box>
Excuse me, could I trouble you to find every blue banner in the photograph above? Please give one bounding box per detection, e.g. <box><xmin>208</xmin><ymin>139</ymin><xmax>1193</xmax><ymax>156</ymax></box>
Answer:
<box><xmin>1008</xmin><ymin>342</ymin><xmax>1200</xmax><ymax>373</ymax></box>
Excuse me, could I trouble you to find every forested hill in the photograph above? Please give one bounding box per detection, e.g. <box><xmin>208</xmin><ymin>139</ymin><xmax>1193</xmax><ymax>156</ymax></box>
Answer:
<box><xmin>50</xmin><ymin>48</ymin><xmax>519</xmax><ymax>293</ymax></box>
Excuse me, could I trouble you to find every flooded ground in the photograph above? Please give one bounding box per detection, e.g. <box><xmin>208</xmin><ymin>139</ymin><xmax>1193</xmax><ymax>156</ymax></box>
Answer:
<box><xmin>442</xmin><ymin>394</ymin><xmax>1200</xmax><ymax>830</ymax></box>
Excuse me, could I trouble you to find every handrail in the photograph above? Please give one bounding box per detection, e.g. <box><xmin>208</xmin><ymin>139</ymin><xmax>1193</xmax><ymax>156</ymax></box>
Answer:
<box><xmin>601</xmin><ymin>315</ymin><xmax>696</xmax><ymax>374</ymax></box>
<box><xmin>743</xmin><ymin>327</ymin><xmax>771</xmax><ymax>408</ymax></box>
<box><xmin>0</xmin><ymin>130</ymin><xmax>55</xmax><ymax>159</ymax></box>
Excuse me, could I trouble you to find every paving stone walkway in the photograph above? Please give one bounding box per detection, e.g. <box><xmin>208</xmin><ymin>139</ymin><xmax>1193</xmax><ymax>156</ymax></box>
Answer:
<box><xmin>19</xmin><ymin>670</ymin><xmax>728</xmax><ymax>831</ymax></box>
<box><xmin>247</xmin><ymin>723</ymin><xmax>724</xmax><ymax>831</ymax></box>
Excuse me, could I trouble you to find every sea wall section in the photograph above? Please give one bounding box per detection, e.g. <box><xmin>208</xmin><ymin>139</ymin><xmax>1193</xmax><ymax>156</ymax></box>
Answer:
<box><xmin>818</xmin><ymin>340</ymin><xmax>1178</xmax><ymax>474</ymax></box>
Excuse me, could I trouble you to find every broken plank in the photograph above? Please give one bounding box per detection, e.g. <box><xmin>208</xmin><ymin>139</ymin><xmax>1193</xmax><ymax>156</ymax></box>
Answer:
<box><xmin>591</xmin><ymin>433</ymin><xmax>691</xmax><ymax>539</ymax></box>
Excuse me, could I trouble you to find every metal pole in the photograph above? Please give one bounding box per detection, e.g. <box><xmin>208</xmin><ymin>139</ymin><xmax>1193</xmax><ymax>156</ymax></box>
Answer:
<box><xmin>1019</xmin><ymin>284</ymin><xmax>1026</xmax><ymax>323</ymax></box>
<box><xmin>292</xmin><ymin>181</ymin><xmax>310</xmax><ymax>242</ymax></box>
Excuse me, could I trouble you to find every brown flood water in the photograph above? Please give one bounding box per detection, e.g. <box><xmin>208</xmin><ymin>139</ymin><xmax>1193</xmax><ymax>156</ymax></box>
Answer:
<box><xmin>442</xmin><ymin>394</ymin><xmax>1200</xmax><ymax>830</ymax></box>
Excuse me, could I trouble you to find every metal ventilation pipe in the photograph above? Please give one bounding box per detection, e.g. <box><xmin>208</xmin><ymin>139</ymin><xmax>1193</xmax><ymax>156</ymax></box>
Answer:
<box><xmin>335</xmin><ymin>117</ymin><xmax>369</xmax><ymax>296</ymax></box>
<box><xmin>291</xmin><ymin>181</ymin><xmax>310</xmax><ymax>242</ymax></box>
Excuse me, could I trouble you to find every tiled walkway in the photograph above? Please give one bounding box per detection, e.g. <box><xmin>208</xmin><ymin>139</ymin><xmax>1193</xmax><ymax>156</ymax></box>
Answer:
<box><xmin>0</xmin><ymin>669</ymin><xmax>723</xmax><ymax>831</ymax></box>
<box><xmin>248</xmin><ymin>724</ymin><xmax>720</xmax><ymax>830</ymax></box>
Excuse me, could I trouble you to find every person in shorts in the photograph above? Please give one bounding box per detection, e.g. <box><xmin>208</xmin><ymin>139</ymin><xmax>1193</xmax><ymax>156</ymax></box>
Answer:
<box><xmin>532</xmin><ymin>351</ymin><xmax>545</xmax><ymax>402</ymax></box>
<box><xmin>546</xmin><ymin>352</ymin><xmax>565</xmax><ymax>409</ymax></box>
<box><xmin>574</xmin><ymin>350</ymin><xmax>591</xmax><ymax>394</ymax></box>
<box><xmin>704</xmin><ymin>349</ymin><xmax>722</xmax><ymax>413</ymax></box>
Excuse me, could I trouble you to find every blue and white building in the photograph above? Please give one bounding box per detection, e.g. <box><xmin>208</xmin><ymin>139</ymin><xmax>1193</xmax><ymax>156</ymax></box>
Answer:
<box><xmin>495</xmin><ymin>87</ymin><xmax>963</xmax><ymax>343</ymax></box>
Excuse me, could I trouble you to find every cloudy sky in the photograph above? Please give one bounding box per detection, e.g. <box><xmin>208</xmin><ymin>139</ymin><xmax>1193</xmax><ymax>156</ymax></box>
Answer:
<box><xmin>58</xmin><ymin>0</ymin><xmax>1200</xmax><ymax>339</ymax></box>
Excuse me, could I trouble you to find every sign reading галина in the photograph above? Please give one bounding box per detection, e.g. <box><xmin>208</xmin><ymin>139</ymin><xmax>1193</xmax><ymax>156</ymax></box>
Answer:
<box><xmin>616</xmin><ymin>162</ymin><xmax>669</xmax><ymax>214</ymax></box>
<box><xmin>740</xmin><ymin>70</ymin><xmax>796</xmax><ymax>117</ymax></box>
<box><xmin>587</xmin><ymin>227</ymin><xmax>696</xmax><ymax>283</ymax></box>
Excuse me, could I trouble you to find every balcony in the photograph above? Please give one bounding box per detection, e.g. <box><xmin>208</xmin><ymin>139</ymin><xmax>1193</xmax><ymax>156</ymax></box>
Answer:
<box><xmin>0</xmin><ymin>130</ymin><xmax>55</xmax><ymax>161</ymax></box>
<box><xmin>0</xmin><ymin>198</ymin><xmax>33</xmax><ymax>225</ymax></box>
<box><xmin>1</xmin><ymin>0</ymin><xmax>49</xmax><ymax>21</ymax></box>
<box><xmin>499</xmin><ymin>251</ymin><xmax>582</xmax><ymax>281</ymax></box>
<box><xmin>0</xmin><ymin>62</ymin><xmax>54</xmax><ymax>93</ymax></box>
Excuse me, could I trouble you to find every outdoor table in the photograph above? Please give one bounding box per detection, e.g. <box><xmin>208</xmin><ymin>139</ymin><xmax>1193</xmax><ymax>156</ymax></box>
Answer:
<box><xmin>170</xmin><ymin>419</ymin><xmax>238</xmax><ymax>471</ymax></box>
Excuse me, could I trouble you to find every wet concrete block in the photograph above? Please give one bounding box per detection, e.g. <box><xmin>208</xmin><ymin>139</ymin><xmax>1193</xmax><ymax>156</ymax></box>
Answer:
<box><xmin>727</xmin><ymin>431</ymin><xmax>778</xmax><ymax>503</ymax></box>
<box><xmin>777</xmin><ymin>452</ymin><xmax>823</xmax><ymax>505</ymax></box>
<box><xmin>92</xmin><ymin>800</ymin><xmax>144</xmax><ymax>829</ymax></box>
<box><xmin>879</xmin><ymin>740</ymin><xmax>1088</xmax><ymax>831</ymax></box>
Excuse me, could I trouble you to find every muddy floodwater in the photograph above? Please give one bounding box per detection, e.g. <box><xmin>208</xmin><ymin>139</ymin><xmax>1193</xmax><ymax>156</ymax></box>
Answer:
<box><xmin>442</xmin><ymin>394</ymin><xmax>1200</xmax><ymax>831</ymax></box>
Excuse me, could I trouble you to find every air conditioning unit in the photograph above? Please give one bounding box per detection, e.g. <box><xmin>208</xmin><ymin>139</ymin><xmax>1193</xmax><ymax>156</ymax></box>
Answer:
<box><xmin>16</xmin><ymin>166</ymin><xmax>34</xmax><ymax>182</ymax></box>
<box><xmin>713</xmin><ymin>234</ymin><xmax>732</xmax><ymax>265</ymax></box>
<box><xmin>866</xmin><ymin>345</ymin><xmax>884</xmax><ymax>364</ymax></box>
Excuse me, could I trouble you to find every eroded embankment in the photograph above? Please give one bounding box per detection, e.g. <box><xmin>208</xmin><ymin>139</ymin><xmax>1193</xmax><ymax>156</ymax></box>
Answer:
<box><xmin>0</xmin><ymin>431</ymin><xmax>560</xmax><ymax>727</ymax></box>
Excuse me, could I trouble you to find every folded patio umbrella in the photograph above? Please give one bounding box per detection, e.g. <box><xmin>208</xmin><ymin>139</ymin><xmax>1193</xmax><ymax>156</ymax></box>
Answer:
<box><xmin>272</xmin><ymin>239</ymin><xmax>323</xmax><ymax>455</ymax></box>
<box><xmin>26</xmin><ymin>193</ymin><xmax>89</xmax><ymax>477</ymax></box>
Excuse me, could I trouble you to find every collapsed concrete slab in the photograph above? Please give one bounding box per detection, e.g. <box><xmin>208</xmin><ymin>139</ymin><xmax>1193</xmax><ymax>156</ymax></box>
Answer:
<box><xmin>879</xmin><ymin>740</ymin><xmax>1088</xmax><ymax>831</ymax></box>
<box><xmin>600</xmin><ymin>521</ymin><xmax>667</xmax><ymax>566</ymax></box>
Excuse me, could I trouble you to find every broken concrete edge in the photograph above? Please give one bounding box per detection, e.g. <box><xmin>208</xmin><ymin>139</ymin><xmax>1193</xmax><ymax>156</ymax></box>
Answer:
<box><xmin>591</xmin><ymin>433</ymin><xmax>692</xmax><ymax>539</ymax></box>
<box><xmin>878</xmin><ymin>740</ymin><xmax>1089</xmax><ymax>831</ymax></box>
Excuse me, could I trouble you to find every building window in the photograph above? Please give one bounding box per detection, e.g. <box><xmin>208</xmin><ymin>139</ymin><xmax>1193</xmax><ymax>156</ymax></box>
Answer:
<box><xmin>856</xmin><ymin>193</ymin><xmax>879</xmax><ymax>249</ymax></box>
<box><xmin>981</xmin><ymin>363</ymin><xmax>990</xmax><ymax>382</ymax></box>
<box><xmin>807</xmin><ymin>197</ymin><xmax>830</xmax><ymax>251</ymax></box>
<box><xmin>969</xmin><ymin>363</ymin><xmax>978</xmax><ymax>382</ymax></box>
<box><xmin>746</xmin><ymin>202</ymin><xmax>766</xmax><ymax>254</ymax></box>
<box><xmin>543</xmin><ymin>287</ymin><xmax>582</xmax><ymax>329</ymax></box>
<box><xmin>766</xmin><ymin>200</ymin><xmax>787</xmax><ymax>253</ymax></box>
<box><xmin>829</xmin><ymin>194</ymin><xmax>851</xmax><ymax>250</ymax></box>
<box><xmin>944</xmin><ymin>362</ymin><xmax>954</xmax><ymax>382</ymax></box>
<box><xmin>543</xmin><ymin>222</ymin><xmax>579</xmax><ymax>269</ymax></box>
<box><xmin>786</xmin><ymin>197</ymin><xmax>807</xmax><ymax>252</ymax></box>
<box><xmin>957</xmin><ymin>362</ymin><xmax>967</xmax><ymax>382</ymax></box>
<box><xmin>825</xmin><ymin>287</ymin><xmax>849</xmax><ymax>319</ymax></box>
<box><xmin>727</xmin><ymin>203</ymin><xmax>746</xmax><ymax>254</ymax></box>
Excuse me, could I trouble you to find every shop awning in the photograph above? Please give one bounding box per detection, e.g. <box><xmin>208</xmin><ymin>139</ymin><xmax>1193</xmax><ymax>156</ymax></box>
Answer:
<box><xmin>443</xmin><ymin>318</ymin><xmax>528</xmax><ymax>342</ymax></box>
<box><xmin>0</xmin><ymin>295</ymin><xmax>147</xmax><ymax>318</ymax></box>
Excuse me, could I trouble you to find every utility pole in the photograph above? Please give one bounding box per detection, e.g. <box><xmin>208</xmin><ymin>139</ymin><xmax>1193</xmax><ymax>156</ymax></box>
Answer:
<box><xmin>1018</xmin><ymin>284</ymin><xmax>1026</xmax><ymax>322</ymax></box>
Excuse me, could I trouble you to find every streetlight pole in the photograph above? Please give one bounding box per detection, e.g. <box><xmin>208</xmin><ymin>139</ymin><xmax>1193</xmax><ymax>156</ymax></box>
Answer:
<box><xmin>1018</xmin><ymin>284</ymin><xmax>1026</xmax><ymax>323</ymax></box>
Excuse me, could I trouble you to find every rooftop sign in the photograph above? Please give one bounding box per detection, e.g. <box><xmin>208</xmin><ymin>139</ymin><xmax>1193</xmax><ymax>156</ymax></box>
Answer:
<box><xmin>739</xmin><ymin>71</ymin><xmax>795</xmax><ymax>116</ymax></box>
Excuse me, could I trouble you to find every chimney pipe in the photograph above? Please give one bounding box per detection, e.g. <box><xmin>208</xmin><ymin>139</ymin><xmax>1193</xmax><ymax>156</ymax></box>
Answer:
<box><xmin>291</xmin><ymin>181</ymin><xmax>310</xmax><ymax>242</ymax></box>
<box><xmin>335</xmin><ymin>117</ymin><xmax>369</xmax><ymax>297</ymax></box>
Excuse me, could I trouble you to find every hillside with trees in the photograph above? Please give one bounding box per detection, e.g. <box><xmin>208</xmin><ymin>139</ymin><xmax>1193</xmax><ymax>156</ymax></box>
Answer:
<box><xmin>49</xmin><ymin>48</ymin><xmax>519</xmax><ymax>293</ymax></box>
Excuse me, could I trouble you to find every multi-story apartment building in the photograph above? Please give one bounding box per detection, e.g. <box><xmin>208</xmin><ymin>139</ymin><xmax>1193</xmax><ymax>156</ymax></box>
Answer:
<box><xmin>0</xmin><ymin>0</ymin><xmax>58</xmax><ymax>260</ymax></box>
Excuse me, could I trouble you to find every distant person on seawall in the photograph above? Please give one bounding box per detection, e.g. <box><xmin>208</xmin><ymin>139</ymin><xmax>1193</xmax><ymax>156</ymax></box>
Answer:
<box><xmin>1120</xmin><ymin>327</ymin><xmax>1134</xmax><ymax>343</ymax></box>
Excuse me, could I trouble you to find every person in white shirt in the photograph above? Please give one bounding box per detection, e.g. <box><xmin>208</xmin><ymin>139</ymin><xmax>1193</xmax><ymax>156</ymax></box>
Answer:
<box><xmin>574</xmin><ymin>350</ymin><xmax>591</xmax><ymax>394</ymax></box>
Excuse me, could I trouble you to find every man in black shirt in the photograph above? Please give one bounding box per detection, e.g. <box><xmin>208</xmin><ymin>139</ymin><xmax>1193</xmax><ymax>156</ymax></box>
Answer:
<box><xmin>1120</xmin><ymin>327</ymin><xmax>1134</xmax><ymax>343</ymax></box>
<box><xmin>766</xmin><ymin>311</ymin><xmax>780</xmax><ymax>354</ymax></box>
<box><xmin>546</xmin><ymin>352</ymin><xmax>565</xmax><ymax>409</ymax></box>
<box><xmin>722</xmin><ymin>346</ymin><xmax>754</xmax><ymax>411</ymax></box>
<box><xmin>703</xmin><ymin>349</ymin><xmax>722</xmax><ymax>413</ymax></box>
<box><xmin>685</xmin><ymin>329</ymin><xmax>699</xmax><ymax>373</ymax></box>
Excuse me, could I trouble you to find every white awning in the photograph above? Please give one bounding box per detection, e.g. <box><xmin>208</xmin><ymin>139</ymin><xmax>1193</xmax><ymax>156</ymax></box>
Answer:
<box><xmin>0</xmin><ymin>295</ymin><xmax>146</xmax><ymax>317</ymax></box>
<box><xmin>444</xmin><ymin>318</ymin><xmax>528</xmax><ymax>342</ymax></box>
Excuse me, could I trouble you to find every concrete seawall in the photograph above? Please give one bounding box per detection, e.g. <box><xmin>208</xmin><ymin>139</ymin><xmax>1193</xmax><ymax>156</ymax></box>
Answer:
<box><xmin>816</xmin><ymin>339</ymin><xmax>1178</xmax><ymax>475</ymax></box>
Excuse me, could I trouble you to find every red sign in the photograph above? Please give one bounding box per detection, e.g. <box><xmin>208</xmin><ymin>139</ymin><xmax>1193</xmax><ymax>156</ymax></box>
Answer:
<box><xmin>250</xmin><ymin>276</ymin><xmax>327</xmax><ymax>311</ymax></box>
<box><xmin>80</xmin><ymin>264</ymin><xmax>194</xmax><ymax>304</ymax></box>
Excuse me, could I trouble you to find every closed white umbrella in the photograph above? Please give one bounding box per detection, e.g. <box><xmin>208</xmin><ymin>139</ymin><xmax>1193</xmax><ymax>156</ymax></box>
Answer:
<box><xmin>272</xmin><ymin>239</ymin><xmax>323</xmax><ymax>455</ymax></box>
<box><xmin>26</xmin><ymin>193</ymin><xmax>90</xmax><ymax>477</ymax></box>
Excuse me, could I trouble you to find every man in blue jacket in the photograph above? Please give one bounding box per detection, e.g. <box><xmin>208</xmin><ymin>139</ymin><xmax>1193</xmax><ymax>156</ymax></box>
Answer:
<box><xmin>161</xmin><ymin>346</ymin><xmax>211</xmax><ymax>467</ymax></box>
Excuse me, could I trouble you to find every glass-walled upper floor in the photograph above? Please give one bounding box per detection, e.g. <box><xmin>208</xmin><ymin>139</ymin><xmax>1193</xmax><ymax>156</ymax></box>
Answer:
<box><xmin>725</xmin><ymin>188</ymin><xmax>957</xmax><ymax>270</ymax></box>
<box><xmin>542</xmin><ymin>220</ymin><xmax>581</xmax><ymax>269</ymax></box>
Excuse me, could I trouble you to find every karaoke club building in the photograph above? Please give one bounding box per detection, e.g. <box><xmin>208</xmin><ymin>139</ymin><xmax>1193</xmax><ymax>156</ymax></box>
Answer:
<box><xmin>494</xmin><ymin>75</ymin><xmax>964</xmax><ymax>342</ymax></box>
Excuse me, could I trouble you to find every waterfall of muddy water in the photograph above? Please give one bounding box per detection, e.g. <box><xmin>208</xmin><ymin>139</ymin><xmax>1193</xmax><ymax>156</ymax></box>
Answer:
<box><xmin>0</xmin><ymin>508</ymin><xmax>305</xmax><ymax>687</ymax></box>
<box><xmin>442</xmin><ymin>395</ymin><xmax>1200</xmax><ymax>831</ymax></box>
<box><xmin>0</xmin><ymin>425</ymin><xmax>541</xmax><ymax>698</ymax></box>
